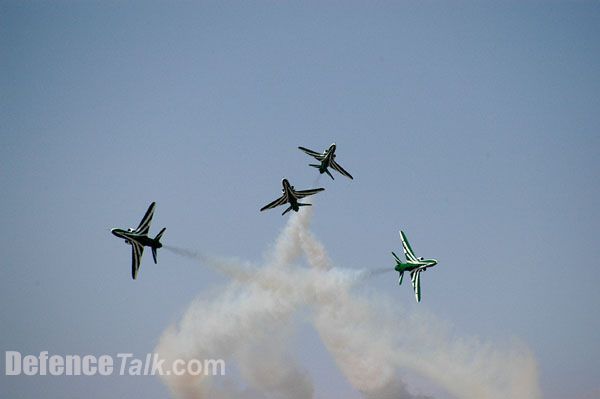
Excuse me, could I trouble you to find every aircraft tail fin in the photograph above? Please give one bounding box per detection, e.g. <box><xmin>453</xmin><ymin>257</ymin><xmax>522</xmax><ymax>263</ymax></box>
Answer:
<box><xmin>155</xmin><ymin>227</ymin><xmax>166</xmax><ymax>242</ymax></box>
<box><xmin>309</xmin><ymin>164</ymin><xmax>321</xmax><ymax>169</ymax></box>
<box><xmin>152</xmin><ymin>228</ymin><xmax>166</xmax><ymax>263</ymax></box>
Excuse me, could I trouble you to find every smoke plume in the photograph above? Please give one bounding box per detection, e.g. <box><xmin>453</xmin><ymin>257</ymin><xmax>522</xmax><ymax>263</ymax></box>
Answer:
<box><xmin>156</xmin><ymin>208</ymin><xmax>541</xmax><ymax>399</ymax></box>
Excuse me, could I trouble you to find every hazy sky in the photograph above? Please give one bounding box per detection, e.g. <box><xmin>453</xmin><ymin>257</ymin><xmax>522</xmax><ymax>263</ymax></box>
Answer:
<box><xmin>1</xmin><ymin>2</ymin><xmax>599</xmax><ymax>398</ymax></box>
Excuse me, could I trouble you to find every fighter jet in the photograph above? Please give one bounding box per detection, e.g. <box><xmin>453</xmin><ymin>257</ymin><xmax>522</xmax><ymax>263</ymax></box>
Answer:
<box><xmin>111</xmin><ymin>202</ymin><xmax>166</xmax><ymax>279</ymax></box>
<box><xmin>260</xmin><ymin>179</ymin><xmax>325</xmax><ymax>215</ymax></box>
<box><xmin>298</xmin><ymin>143</ymin><xmax>353</xmax><ymax>180</ymax></box>
<box><xmin>392</xmin><ymin>231</ymin><xmax>438</xmax><ymax>302</ymax></box>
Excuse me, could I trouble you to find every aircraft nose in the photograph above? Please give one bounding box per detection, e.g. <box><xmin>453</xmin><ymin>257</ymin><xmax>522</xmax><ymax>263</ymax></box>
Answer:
<box><xmin>111</xmin><ymin>228</ymin><xmax>120</xmax><ymax>237</ymax></box>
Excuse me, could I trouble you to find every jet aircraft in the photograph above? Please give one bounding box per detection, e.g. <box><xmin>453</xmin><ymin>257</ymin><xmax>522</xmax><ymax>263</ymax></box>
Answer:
<box><xmin>298</xmin><ymin>143</ymin><xmax>353</xmax><ymax>180</ymax></box>
<box><xmin>260</xmin><ymin>179</ymin><xmax>325</xmax><ymax>215</ymax></box>
<box><xmin>111</xmin><ymin>202</ymin><xmax>166</xmax><ymax>279</ymax></box>
<box><xmin>392</xmin><ymin>231</ymin><xmax>438</xmax><ymax>302</ymax></box>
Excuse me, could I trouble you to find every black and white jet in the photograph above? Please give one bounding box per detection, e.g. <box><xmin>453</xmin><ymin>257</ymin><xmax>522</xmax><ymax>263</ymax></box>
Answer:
<box><xmin>298</xmin><ymin>143</ymin><xmax>353</xmax><ymax>180</ymax></box>
<box><xmin>111</xmin><ymin>202</ymin><xmax>166</xmax><ymax>279</ymax></box>
<box><xmin>260</xmin><ymin>179</ymin><xmax>325</xmax><ymax>215</ymax></box>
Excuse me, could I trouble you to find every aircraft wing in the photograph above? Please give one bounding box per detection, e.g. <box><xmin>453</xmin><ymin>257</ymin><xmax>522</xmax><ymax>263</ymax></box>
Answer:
<box><xmin>410</xmin><ymin>270</ymin><xmax>421</xmax><ymax>302</ymax></box>
<box><xmin>294</xmin><ymin>187</ymin><xmax>325</xmax><ymax>199</ymax></box>
<box><xmin>134</xmin><ymin>202</ymin><xmax>155</xmax><ymax>235</ymax></box>
<box><xmin>298</xmin><ymin>146</ymin><xmax>326</xmax><ymax>161</ymax></box>
<box><xmin>329</xmin><ymin>159</ymin><xmax>353</xmax><ymax>179</ymax></box>
<box><xmin>260</xmin><ymin>194</ymin><xmax>288</xmax><ymax>211</ymax></box>
<box><xmin>400</xmin><ymin>231</ymin><xmax>418</xmax><ymax>262</ymax></box>
<box><xmin>131</xmin><ymin>241</ymin><xmax>144</xmax><ymax>279</ymax></box>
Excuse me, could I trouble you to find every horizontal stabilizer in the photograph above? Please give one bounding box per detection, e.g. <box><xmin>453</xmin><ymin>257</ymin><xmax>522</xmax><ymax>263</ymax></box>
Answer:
<box><xmin>152</xmin><ymin>228</ymin><xmax>166</xmax><ymax>264</ymax></box>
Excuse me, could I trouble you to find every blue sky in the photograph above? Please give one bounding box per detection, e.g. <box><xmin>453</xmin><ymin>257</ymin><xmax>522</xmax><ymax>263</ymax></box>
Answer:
<box><xmin>1</xmin><ymin>2</ymin><xmax>599</xmax><ymax>398</ymax></box>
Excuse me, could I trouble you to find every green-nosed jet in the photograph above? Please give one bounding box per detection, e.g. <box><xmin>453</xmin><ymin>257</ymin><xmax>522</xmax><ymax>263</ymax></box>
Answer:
<box><xmin>260</xmin><ymin>179</ymin><xmax>325</xmax><ymax>215</ymax></box>
<box><xmin>298</xmin><ymin>143</ymin><xmax>353</xmax><ymax>180</ymax></box>
<box><xmin>111</xmin><ymin>202</ymin><xmax>166</xmax><ymax>279</ymax></box>
<box><xmin>392</xmin><ymin>231</ymin><xmax>438</xmax><ymax>302</ymax></box>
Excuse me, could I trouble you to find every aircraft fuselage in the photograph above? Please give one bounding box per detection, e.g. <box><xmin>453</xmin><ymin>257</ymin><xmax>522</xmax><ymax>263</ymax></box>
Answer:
<box><xmin>318</xmin><ymin>144</ymin><xmax>336</xmax><ymax>173</ymax></box>
<box><xmin>281</xmin><ymin>179</ymin><xmax>300</xmax><ymax>211</ymax></box>
<box><xmin>111</xmin><ymin>229</ymin><xmax>162</xmax><ymax>249</ymax></box>
<box><xmin>394</xmin><ymin>259</ymin><xmax>437</xmax><ymax>273</ymax></box>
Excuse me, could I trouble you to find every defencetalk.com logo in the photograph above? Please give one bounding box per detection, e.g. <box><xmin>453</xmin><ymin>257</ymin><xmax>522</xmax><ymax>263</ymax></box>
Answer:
<box><xmin>5</xmin><ymin>351</ymin><xmax>226</xmax><ymax>377</ymax></box>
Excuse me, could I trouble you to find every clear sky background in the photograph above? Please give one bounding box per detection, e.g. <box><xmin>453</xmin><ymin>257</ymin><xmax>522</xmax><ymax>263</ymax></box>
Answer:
<box><xmin>1</xmin><ymin>1</ymin><xmax>599</xmax><ymax>398</ymax></box>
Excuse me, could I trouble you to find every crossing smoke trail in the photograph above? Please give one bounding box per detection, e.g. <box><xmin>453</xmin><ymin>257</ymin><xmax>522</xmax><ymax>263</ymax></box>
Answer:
<box><xmin>156</xmin><ymin>208</ymin><xmax>541</xmax><ymax>399</ymax></box>
<box><xmin>163</xmin><ymin>246</ymin><xmax>255</xmax><ymax>282</ymax></box>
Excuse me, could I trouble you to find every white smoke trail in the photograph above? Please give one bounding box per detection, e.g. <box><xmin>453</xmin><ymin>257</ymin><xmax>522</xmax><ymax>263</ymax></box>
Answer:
<box><xmin>297</xmin><ymin>220</ymin><xmax>540</xmax><ymax>399</ymax></box>
<box><xmin>163</xmin><ymin>245</ymin><xmax>255</xmax><ymax>281</ymax></box>
<box><xmin>266</xmin><ymin>208</ymin><xmax>313</xmax><ymax>268</ymax></box>
<box><xmin>156</xmin><ymin>208</ymin><xmax>541</xmax><ymax>399</ymax></box>
<box><xmin>156</xmin><ymin>211</ymin><xmax>318</xmax><ymax>399</ymax></box>
<box><xmin>155</xmin><ymin>280</ymin><xmax>312</xmax><ymax>399</ymax></box>
<box><xmin>297</xmin><ymin>219</ymin><xmax>540</xmax><ymax>399</ymax></box>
